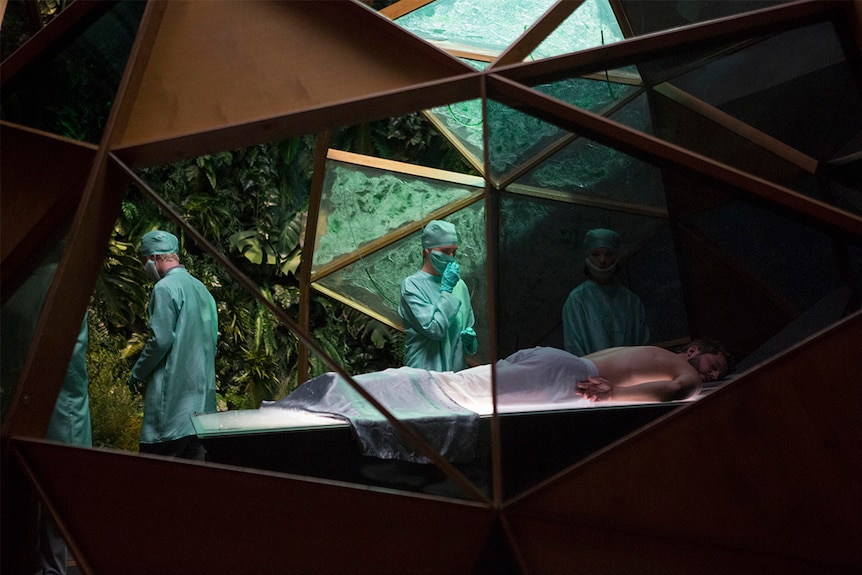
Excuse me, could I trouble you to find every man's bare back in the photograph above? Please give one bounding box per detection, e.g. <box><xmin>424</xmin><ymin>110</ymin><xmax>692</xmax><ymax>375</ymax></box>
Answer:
<box><xmin>578</xmin><ymin>344</ymin><xmax>727</xmax><ymax>403</ymax></box>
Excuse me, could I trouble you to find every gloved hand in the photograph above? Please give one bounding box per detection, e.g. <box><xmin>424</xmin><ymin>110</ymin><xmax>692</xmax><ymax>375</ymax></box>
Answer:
<box><xmin>460</xmin><ymin>327</ymin><xmax>478</xmax><ymax>354</ymax></box>
<box><xmin>440</xmin><ymin>261</ymin><xmax>461</xmax><ymax>293</ymax></box>
<box><xmin>128</xmin><ymin>375</ymin><xmax>144</xmax><ymax>396</ymax></box>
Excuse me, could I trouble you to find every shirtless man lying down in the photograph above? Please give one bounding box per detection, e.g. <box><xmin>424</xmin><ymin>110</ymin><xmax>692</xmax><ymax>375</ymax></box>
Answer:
<box><xmin>438</xmin><ymin>341</ymin><xmax>731</xmax><ymax>411</ymax></box>
<box><xmin>578</xmin><ymin>340</ymin><xmax>731</xmax><ymax>403</ymax></box>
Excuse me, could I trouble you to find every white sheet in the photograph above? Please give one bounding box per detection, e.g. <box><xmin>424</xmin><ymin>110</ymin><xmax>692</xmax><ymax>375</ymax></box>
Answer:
<box><xmin>432</xmin><ymin>365</ymin><xmax>594</xmax><ymax>415</ymax></box>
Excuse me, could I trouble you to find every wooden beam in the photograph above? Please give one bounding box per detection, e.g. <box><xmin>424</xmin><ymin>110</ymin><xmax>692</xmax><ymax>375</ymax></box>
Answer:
<box><xmin>298</xmin><ymin>132</ymin><xmax>332</xmax><ymax>386</ymax></box>
<box><xmin>379</xmin><ymin>0</ymin><xmax>435</xmax><ymax>21</ymax></box>
<box><xmin>490</xmin><ymin>0</ymin><xmax>584</xmax><ymax>69</ymax></box>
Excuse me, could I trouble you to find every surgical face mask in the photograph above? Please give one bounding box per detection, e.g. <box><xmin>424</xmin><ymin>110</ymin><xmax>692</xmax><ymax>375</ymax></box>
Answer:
<box><xmin>428</xmin><ymin>250</ymin><xmax>455</xmax><ymax>275</ymax></box>
<box><xmin>585</xmin><ymin>257</ymin><xmax>617</xmax><ymax>282</ymax></box>
<box><xmin>143</xmin><ymin>258</ymin><xmax>162</xmax><ymax>282</ymax></box>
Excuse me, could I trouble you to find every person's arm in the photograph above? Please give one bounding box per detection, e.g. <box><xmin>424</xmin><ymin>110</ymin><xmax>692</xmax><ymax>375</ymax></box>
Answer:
<box><xmin>131</xmin><ymin>286</ymin><xmax>178</xmax><ymax>383</ymax></box>
<box><xmin>577</xmin><ymin>372</ymin><xmax>701</xmax><ymax>403</ymax></box>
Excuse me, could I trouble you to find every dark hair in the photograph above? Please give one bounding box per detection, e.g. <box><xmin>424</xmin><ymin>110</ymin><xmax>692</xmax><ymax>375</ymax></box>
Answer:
<box><xmin>690</xmin><ymin>339</ymin><xmax>734</xmax><ymax>372</ymax></box>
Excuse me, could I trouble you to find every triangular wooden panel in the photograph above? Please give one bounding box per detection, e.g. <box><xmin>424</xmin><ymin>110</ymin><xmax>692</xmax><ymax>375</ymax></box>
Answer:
<box><xmin>16</xmin><ymin>440</ymin><xmax>495</xmax><ymax>574</ymax></box>
<box><xmin>504</xmin><ymin>312</ymin><xmax>862</xmax><ymax>574</ymax></box>
<box><xmin>113</xmin><ymin>0</ymin><xmax>479</xmax><ymax>167</ymax></box>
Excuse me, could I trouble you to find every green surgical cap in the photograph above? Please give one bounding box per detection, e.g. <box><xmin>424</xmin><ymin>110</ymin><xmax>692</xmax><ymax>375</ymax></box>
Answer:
<box><xmin>422</xmin><ymin>220</ymin><xmax>458</xmax><ymax>249</ymax></box>
<box><xmin>140</xmin><ymin>230</ymin><xmax>179</xmax><ymax>256</ymax></box>
<box><xmin>583</xmin><ymin>228</ymin><xmax>620</xmax><ymax>253</ymax></box>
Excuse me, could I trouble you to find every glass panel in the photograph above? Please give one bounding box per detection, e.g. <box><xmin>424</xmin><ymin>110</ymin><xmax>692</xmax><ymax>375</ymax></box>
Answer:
<box><xmin>484</xmin><ymin>98</ymin><xmax>570</xmax><ymax>185</ymax></box>
<box><xmin>425</xmin><ymin>96</ymin><xmax>486</xmax><ymax>175</ymax></box>
<box><xmin>509</xmin><ymin>96</ymin><xmax>667</xmax><ymax>209</ymax></box>
<box><xmin>497</xmin><ymin>192</ymin><xmax>683</xmax><ymax>357</ymax></box>
<box><xmin>0</xmin><ymin>240</ymin><xmax>67</xmax><ymax>419</ymax></box>
<box><xmin>311</xmin><ymin>157</ymin><xmax>482</xmax><ymax>272</ymax></box>
<box><xmin>670</xmin><ymin>22</ymin><xmax>860</xmax><ymax>163</ymax></box>
<box><xmin>395</xmin><ymin>0</ymin><xmax>557</xmax><ymax>55</ymax></box>
<box><xmin>516</xmin><ymin>20</ymin><xmax>862</xmax><ymax>207</ymax></box>
<box><xmin>491</xmin><ymin>94</ymin><xmax>860</xmax><ymax>389</ymax></box>
<box><xmin>314</xmin><ymin>234</ymin><xmax>419</xmax><ymax>330</ymax></box>
<box><xmin>533</xmin><ymin>74</ymin><xmax>642</xmax><ymax>113</ymax></box>
<box><xmin>436</xmin><ymin>78</ymin><xmax>637</xmax><ymax>182</ymax></box>
<box><xmin>621</xmin><ymin>0</ymin><xmax>793</xmax><ymax>36</ymax></box>
<box><xmin>534</xmin><ymin>0</ymin><xmax>625</xmax><ymax>59</ymax></box>
<box><xmin>427</xmin><ymin>76</ymin><xmax>638</xmax><ymax>183</ymax></box>
<box><xmin>0</xmin><ymin>1</ymin><xmax>145</xmax><ymax>143</ymax></box>
<box><xmin>315</xmin><ymin>199</ymin><xmax>490</xmax><ymax>365</ymax></box>
<box><xmin>691</xmin><ymin>201</ymin><xmax>846</xmax><ymax>312</ymax></box>
<box><xmin>395</xmin><ymin>0</ymin><xmax>625</xmax><ymax>60</ymax></box>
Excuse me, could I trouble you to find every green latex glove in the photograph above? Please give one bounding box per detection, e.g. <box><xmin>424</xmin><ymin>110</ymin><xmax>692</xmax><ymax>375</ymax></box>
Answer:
<box><xmin>460</xmin><ymin>327</ymin><xmax>478</xmax><ymax>354</ymax></box>
<box><xmin>440</xmin><ymin>261</ymin><xmax>460</xmax><ymax>293</ymax></box>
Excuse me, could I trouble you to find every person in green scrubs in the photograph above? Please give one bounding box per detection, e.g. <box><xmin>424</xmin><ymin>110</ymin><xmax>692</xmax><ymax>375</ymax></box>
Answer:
<box><xmin>0</xmin><ymin>252</ymin><xmax>91</xmax><ymax>575</ymax></box>
<box><xmin>128</xmin><ymin>230</ymin><xmax>218</xmax><ymax>460</ymax></box>
<box><xmin>563</xmin><ymin>228</ymin><xmax>650</xmax><ymax>356</ymax></box>
<box><xmin>399</xmin><ymin>220</ymin><xmax>477</xmax><ymax>372</ymax></box>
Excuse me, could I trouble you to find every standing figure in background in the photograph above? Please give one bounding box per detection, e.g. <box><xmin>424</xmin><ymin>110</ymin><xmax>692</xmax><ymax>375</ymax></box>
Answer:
<box><xmin>39</xmin><ymin>314</ymin><xmax>91</xmax><ymax>575</ymax></box>
<box><xmin>399</xmin><ymin>220</ymin><xmax>477</xmax><ymax>371</ymax></box>
<box><xmin>563</xmin><ymin>228</ymin><xmax>649</xmax><ymax>356</ymax></box>
<box><xmin>1</xmin><ymin>256</ymin><xmax>91</xmax><ymax>575</ymax></box>
<box><xmin>128</xmin><ymin>230</ymin><xmax>218</xmax><ymax>461</ymax></box>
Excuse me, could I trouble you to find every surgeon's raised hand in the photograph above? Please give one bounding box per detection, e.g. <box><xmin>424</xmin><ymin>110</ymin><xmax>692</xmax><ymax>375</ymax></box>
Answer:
<box><xmin>128</xmin><ymin>375</ymin><xmax>144</xmax><ymax>396</ymax></box>
<box><xmin>440</xmin><ymin>261</ymin><xmax>461</xmax><ymax>293</ymax></box>
<box><xmin>460</xmin><ymin>327</ymin><xmax>478</xmax><ymax>354</ymax></box>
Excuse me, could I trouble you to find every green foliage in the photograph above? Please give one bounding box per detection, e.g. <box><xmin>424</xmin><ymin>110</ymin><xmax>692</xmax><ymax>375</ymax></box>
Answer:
<box><xmin>90</xmin><ymin>232</ymin><xmax>150</xmax><ymax>330</ymax></box>
<box><xmin>308</xmin><ymin>299</ymin><xmax>404</xmax><ymax>379</ymax></box>
<box><xmin>1</xmin><ymin>0</ymin><xmax>68</xmax><ymax>60</ymax></box>
<box><xmin>4</xmin><ymin>3</ymin><xmax>444</xmax><ymax>449</ymax></box>
<box><xmin>218</xmin><ymin>286</ymin><xmax>299</xmax><ymax>408</ymax></box>
<box><xmin>228</xmin><ymin>209</ymin><xmax>303</xmax><ymax>277</ymax></box>
<box><xmin>86</xmin><ymin>320</ymin><xmax>142</xmax><ymax>452</ymax></box>
<box><xmin>85</xmin><ymin>111</ymin><xmax>447</xmax><ymax>446</ymax></box>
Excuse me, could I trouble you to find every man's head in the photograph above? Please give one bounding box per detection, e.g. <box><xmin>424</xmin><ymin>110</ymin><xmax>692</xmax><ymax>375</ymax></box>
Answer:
<box><xmin>421</xmin><ymin>220</ymin><xmax>458</xmax><ymax>275</ymax></box>
<box><xmin>140</xmin><ymin>230</ymin><xmax>179</xmax><ymax>257</ymax></box>
<box><xmin>684</xmin><ymin>339</ymin><xmax>731</xmax><ymax>383</ymax></box>
<box><xmin>422</xmin><ymin>220</ymin><xmax>458</xmax><ymax>251</ymax></box>
<box><xmin>140</xmin><ymin>230</ymin><xmax>180</xmax><ymax>282</ymax></box>
<box><xmin>583</xmin><ymin>228</ymin><xmax>620</xmax><ymax>282</ymax></box>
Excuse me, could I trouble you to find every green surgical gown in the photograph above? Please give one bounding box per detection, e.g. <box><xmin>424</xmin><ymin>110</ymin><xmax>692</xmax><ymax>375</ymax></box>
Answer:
<box><xmin>562</xmin><ymin>279</ymin><xmax>649</xmax><ymax>357</ymax></box>
<box><xmin>0</xmin><ymin>263</ymin><xmax>91</xmax><ymax>446</ymax></box>
<box><xmin>46</xmin><ymin>315</ymin><xmax>92</xmax><ymax>447</ymax></box>
<box><xmin>132</xmin><ymin>267</ymin><xmax>218</xmax><ymax>444</ymax></box>
<box><xmin>399</xmin><ymin>270</ymin><xmax>475</xmax><ymax>372</ymax></box>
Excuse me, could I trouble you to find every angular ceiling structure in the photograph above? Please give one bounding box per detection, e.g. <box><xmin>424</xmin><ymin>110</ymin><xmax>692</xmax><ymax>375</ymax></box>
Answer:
<box><xmin>2</xmin><ymin>1</ymin><xmax>861</xmax><ymax>573</ymax></box>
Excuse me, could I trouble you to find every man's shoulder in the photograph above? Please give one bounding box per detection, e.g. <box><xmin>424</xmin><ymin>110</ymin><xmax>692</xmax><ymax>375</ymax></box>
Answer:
<box><xmin>567</xmin><ymin>280</ymin><xmax>603</xmax><ymax>297</ymax></box>
<box><xmin>402</xmin><ymin>270</ymin><xmax>437</xmax><ymax>290</ymax></box>
<box><xmin>158</xmin><ymin>268</ymin><xmax>211</xmax><ymax>294</ymax></box>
